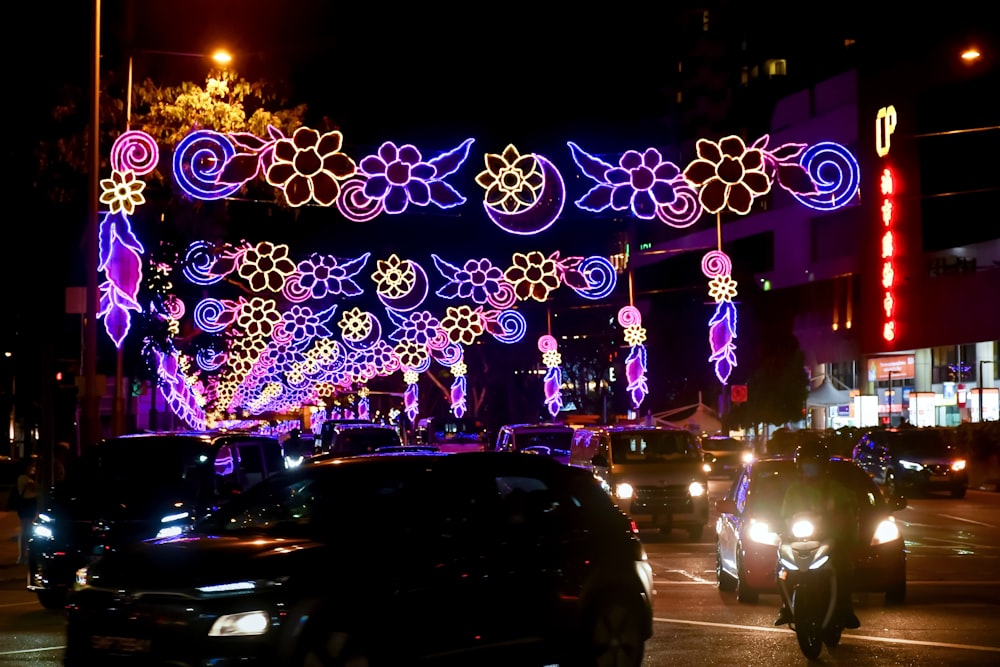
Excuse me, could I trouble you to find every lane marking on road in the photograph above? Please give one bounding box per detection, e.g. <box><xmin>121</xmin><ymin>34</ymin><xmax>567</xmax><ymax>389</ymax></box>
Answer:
<box><xmin>653</xmin><ymin>617</ymin><xmax>1000</xmax><ymax>652</ymax></box>
<box><xmin>0</xmin><ymin>600</ymin><xmax>39</xmax><ymax>609</ymax></box>
<box><xmin>938</xmin><ymin>514</ymin><xmax>995</xmax><ymax>527</ymax></box>
<box><xmin>0</xmin><ymin>646</ymin><xmax>64</xmax><ymax>656</ymax></box>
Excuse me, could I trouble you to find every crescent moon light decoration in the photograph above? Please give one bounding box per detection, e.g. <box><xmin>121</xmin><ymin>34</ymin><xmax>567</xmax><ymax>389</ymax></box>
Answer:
<box><xmin>374</xmin><ymin>254</ymin><xmax>430</xmax><ymax>312</ymax></box>
<box><xmin>476</xmin><ymin>144</ymin><xmax>565</xmax><ymax>235</ymax></box>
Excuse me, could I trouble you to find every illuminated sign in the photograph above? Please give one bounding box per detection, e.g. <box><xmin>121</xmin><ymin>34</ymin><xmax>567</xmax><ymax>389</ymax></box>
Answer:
<box><xmin>910</xmin><ymin>392</ymin><xmax>936</xmax><ymax>427</ymax></box>
<box><xmin>868</xmin><ymin>355</ymin><xmax>915</xmax><ymax>381</ymax></box>
<box><xmin>875</xmin><ymin>105</ymin><xmax>900</xmax><ymax>343</ymax></box>
<box><xmin>875</xmin><ymin>105</ymin><xmax>897</xmax><ymax>158</ymax></box>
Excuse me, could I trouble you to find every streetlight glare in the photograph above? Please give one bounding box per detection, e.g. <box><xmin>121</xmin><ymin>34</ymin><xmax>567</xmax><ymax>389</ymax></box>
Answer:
<box><xmin>960</xmin><ymin>48</ymin><xmax>981</xmax><ymax>61</ymax></box>
<box><xmin>211</xmin><ymin>49</ymin><xmax>233</xmax><ymax>66</ymax></box>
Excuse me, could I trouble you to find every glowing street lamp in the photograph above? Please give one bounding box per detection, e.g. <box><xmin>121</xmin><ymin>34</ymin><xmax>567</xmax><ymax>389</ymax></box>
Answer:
<box><xmin>126</xmin><ymin>47</ymin><xmax>234</xmax><ymax>129</ymax></box>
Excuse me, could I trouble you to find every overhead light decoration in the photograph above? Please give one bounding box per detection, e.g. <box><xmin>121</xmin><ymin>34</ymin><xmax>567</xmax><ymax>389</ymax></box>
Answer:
<box><xmin>100</xmin><ymin>125</ymin><xmax>859</xmax><ymax>421</ymax></box>
<box><xmin>618</xmin><ymin>306</ymin><xmax>648</xmax><ymax>410</ymax></box>
<box><xmin>538</xmin><ymin>335</ymin><xmax>564</xmax><ymax>418</ymax></box>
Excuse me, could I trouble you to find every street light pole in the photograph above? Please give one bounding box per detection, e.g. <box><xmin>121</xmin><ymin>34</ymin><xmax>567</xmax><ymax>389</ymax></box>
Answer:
<box><xmin>887</xmin><ymin>370</ymin><xmax>896</xmax><ymax>427</ymax></box>
<box><xmin>82</xmin><ymin>0</ymin><xmax>102</xmax><ymax>450</ymax></box>
<box><xmin>979</xmin><ymin>360</ymin><xmax>995</xmax><ymax>423</ymax></box>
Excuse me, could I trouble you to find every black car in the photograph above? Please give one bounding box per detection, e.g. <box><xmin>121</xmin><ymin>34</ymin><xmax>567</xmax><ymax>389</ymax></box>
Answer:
<box><xmin>28</xmin><ymin>431</ymin><xmax>284</xmax><ymax>610</ymax></box>
<box><xmin>852</xmin><ymin>427</ymin><xmax>969</xmax><ymax>498</ymax></box>
<box><xmin>64</xmin><ymin>451</ymin><xmax>655</xmax><ymax>666</ymax></box>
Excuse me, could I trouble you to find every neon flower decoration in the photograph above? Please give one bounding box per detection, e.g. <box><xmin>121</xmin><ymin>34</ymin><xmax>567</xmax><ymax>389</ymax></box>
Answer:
<box><xmin>449</xmin><ymin>357</ymin><xmax>468</xmax><ymax>418</ymax></box>
<box><xmin>99</xmin><ymin>169</ymin><xmax>146</xmax><ymax>216</ymax></box>
<box><xmin>110</xmin><ymin>130</ymin><xmax>159</xmax><ymax>177</ymax></box>
<box><xmin>357</xmin><ymin>138</ymin><xmax>474</xmax><ymax>214</ymax></box>
<box><xmin>403</xmin><ymin>369</ymin><xmax>420</xmax><ymax>422</ymax></box>
<box><xmin>373</xmin><ymin>254</ymin><xmax>429</xmax><ymax>312</ymax></box>
<box><xmin>432</xmin><ymin>255</ymin><xmax>506</xmax><ymax>304</ymax></box>
<box><xmin>173</xmin><ymin>130</ymin><xmax>241</xmax><ymax>200</ymax></box>
<box><xmin>357</xmin><ymin>386</ymin><xmax>370</xmax><ymax>420</ymax></box>
<box><xmin>790</xmin><ymin>142</ymin><xmax>861</xmax><ymax>211</ymax></box>
<box><xmin>440</xmin><ymin>305</ymin><xmax>485</xmax><ymax>345</ymax></box>
<box><xmin>98</xmin><ymin>211</ymin><xmax>144</xmax><ymax>347</ymax></box>
<box><xmin>287</xmin><ymin>252</ymin><xmax>370</xmax><ymax>301</ymax></box>
<box><xmin>483</xmin><ymin>309</ymin><xmax>527</xmax><ymax>344</ymax></box>
<box><xmin>567</xmin><ymin>142</ymin><xmax>701</xmax><ymax>227</ymax></box>
<box><xmin>703</xmin><ymin>251</ymin><xmax>738</xmax><ymax>384</ymax></box>
<box><xmin>617</xmin><ymin>306</ymin><xmax>648</xmax><ymax>410</ymax></box>
<box><xmin>182</xmin><ymin>241</ymin><xmax>225</xmax><ymax>286</ymax></box>
<box><xmin>264</xmin><ymin>127</ymin><xmax>358</xmax><ymax>207</ymax></box>
<box><xmin>153</xmin><ymin>349</ymin><xmax>207</xmax><ymax>430</ymax></box>
<box><xmin>238</xmin><ymin>241</ymin><xmax>296</xmax><ymax>293</ymax></box>
<box><xmin>476</xmin><ymin>144</ymin><xmax>565</xmax><ymax>235</ymax></box>
<box><xmin>538</xmin><ymin>335</ymin><xmax>564</xmax><ymax>418</ymax></box>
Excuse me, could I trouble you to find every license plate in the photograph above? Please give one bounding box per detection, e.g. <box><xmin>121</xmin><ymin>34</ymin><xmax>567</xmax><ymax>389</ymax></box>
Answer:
<box><xmin>91</xmin><ymin>635</ymin><xmax>152</xmax><ymax>653</ymax></box>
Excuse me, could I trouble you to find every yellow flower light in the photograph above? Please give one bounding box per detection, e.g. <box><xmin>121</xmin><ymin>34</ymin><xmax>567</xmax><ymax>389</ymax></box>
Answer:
<box><xmin>623</xmin><ymin>324</ymin><xmax>647</xmax><ymax>346</ymax></box>
<box><xmin>372</xmin><ymin>254</ymin><xmax>416</xmax><ymax>299</ymax></box>
<box><xmin>451</xmin><ymin>361</ymin><xmax>467</xmax><ymax>377</ymax></box>
<box><xmin>99</xmin><ymin>169</ymin><xmax>146</xmax><ymax>216</ymax></box>
<box><xmin>475</xmin><ymin>144</ymin><xmax>543</xmax><ymax>213</ymax></box>
<box><xmin>708</xmin><ymin>274</ymin><xmax>739</xmax><ymax>303</ymax></box>
<box><xmin>403</xmin><ymin>370</ymin><xmax>419</xmax><ymax>384</ymax></box>
<box><xmin>542</xmin><ymin>350</ymin><xmax>562</xmax><ymax>368</ymax></box>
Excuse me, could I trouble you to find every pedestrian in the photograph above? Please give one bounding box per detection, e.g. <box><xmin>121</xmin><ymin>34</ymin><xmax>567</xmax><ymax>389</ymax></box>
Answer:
<box><xmin>14</xmin><ymin>457</ymin><xmax>39</xmax><ymax>565</ymax></box>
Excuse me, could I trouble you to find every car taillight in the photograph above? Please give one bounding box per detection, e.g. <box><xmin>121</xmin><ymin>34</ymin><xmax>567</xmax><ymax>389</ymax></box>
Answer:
<box><xmin>630</xmin><ymin>518</ymin><xmax>639</xmax><ymax>534</ymax></box>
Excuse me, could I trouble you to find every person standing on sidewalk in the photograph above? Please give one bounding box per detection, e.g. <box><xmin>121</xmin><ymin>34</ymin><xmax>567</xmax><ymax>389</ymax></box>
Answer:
<box><xmin>14</xmin><ymin>457</ymin><xmax>39</xmax><ymax>565</ymax></box>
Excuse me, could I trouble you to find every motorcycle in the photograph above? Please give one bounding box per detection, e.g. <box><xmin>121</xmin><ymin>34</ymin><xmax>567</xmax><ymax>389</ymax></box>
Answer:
<box><xmin>776</xmin><ymin>513</ymin><xmax>845</xmax><ymax>659</ymax></box>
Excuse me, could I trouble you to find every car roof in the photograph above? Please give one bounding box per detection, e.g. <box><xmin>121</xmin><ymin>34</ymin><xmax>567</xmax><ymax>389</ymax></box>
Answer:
<box><xmin>309</xmin><ymin>450</ymin><xmax>570</xmax><ymax>472</ymax></box>
<box><xmin>502</xmin><ymin>422</ymin><xmax>574</xmax><ymax>432</ymax></box>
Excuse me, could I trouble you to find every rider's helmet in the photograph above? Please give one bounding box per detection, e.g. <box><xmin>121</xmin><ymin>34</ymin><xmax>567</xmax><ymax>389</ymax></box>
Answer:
<box><xmin>793</xmin><ymin>440</ymin><xmax>829</xmax><ymax>480</ymax></box>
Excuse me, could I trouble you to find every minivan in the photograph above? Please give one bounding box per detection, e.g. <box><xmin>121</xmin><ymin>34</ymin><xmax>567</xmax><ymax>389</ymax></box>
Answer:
<box><xmin>494</xmin><ymin>422</ymin><xmax>576</xmax><ymax>464</ymax></box>
<box><xmin>569</xmin><ymin>424</ymin><xmax>709</xmax><ymax>539</ymax></box>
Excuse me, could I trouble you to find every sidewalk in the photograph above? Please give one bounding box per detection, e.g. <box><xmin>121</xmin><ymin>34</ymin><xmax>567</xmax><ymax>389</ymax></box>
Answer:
<box><xmin>0</xmin><ymin>509</ymin><xmax>26</xmax><ymax>582</ymax></box>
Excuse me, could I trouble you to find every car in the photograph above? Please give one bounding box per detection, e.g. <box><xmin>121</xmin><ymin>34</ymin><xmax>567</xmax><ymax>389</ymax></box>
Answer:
<box><xmin>63</xmin><ymin>451</ymin><xmax>655</xmax><ymax>666</ymax></box>
<box><xmin>714</xmin><ymin>455</ymin><xmax>907</xmax><ymax>605</ymax></box>
<box><xmin>415</xmin><ymin>417</ymin><xmax>488</xmax><ymax>453</ymax></box>
<box><xmin>493</xmin><ymin>422</ymin><xmax>576</xmax><ymax>464</ymax></box>
<box><xmin>700</xmin><ymin>435</ymin><xmax>755</xmax><ymax>479</ymax></box>
<box><xmin>852</xmin><ymin>427</ymin><xmax>969</xmax><ymax>498</ymax></box>
<box><xmin>27</xmin><ymin>430</ymin><xmax>285</xmax><ymax>610</ymax></box>
<box><xmin>569</xmin><ymin>424</ymin><xmax>709</xmax><ymax>540</ymax></box>
<box><xmin>320</xmin><ymin>422</ymin><xmax>403</xmax><ymax>456</ymax></box>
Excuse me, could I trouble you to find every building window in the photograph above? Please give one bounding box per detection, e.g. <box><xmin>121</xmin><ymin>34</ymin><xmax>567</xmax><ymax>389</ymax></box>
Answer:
<box><xmin>703</xmin><ymin>9</ymin><xmax>710</xmax><ymax>31</ymax></box>
<box><xmin>765</xmin><ymin>59</ymin><xmax>787</xmax><ymax>77</ymax></box>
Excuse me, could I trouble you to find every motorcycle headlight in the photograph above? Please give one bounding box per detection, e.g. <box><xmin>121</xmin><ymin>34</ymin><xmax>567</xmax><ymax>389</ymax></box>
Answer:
<box><xmin>688</xmin><ymin>481</ymin><xmax>706</xmax><ymax>497</ymax></box>
<box><xmin>32</xmin><ymin>512</ymin><xmax>55</xmax><ymax>540</ymax></box>
<box><xmin>951</xmin><ymin>459</ymin><xmax>966</xmax><ymax>472</ymax></box>
<box><xmin>871</xmin><ymin>516</ymin><xmax>901</xmax><ymax>545</ymax></box>
<box><xmin>899</xmin><ymin>460</ymin><xmax>923</xmax><ymax>471</ymax></box>
<box><xmin>747</xmin><ymin>519</ymin><xmax>780</xmax><ymax>546</ymax></box>
<box><xmin>791</xmin><ymin>518</ymin><xmax>815</xmax><ymax>539</ymax></box>
<box><xmin>615</xmin><ymin>483</ymin><xmax>634</xmax><ymax>500</ymax></box>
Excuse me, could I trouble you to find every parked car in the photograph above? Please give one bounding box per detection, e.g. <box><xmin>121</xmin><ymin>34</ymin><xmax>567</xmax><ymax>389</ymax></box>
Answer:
<box><xmin>493</xmin><ymin>422</ymin><xmax>576</xmax><ymax>464</ymax></box>
<box><xmin>715</xmin><ymin>455</ymin><xmax>907</xmax><ymax>605</ymax></box>
<box><xmin>27</xmin><ymin>430</ymin><xmax>285</xmax><ymax>610</ymax></box>
<box><xmin>415</xmin><ymin>416</ymin><xmax>488</xmax><ymax>453</ymax></box>
<box><xmin>321</xmin><ymin>422</ymin><xmax>403</xmax><ymax>456</ymax></box>
<box><xmin>852</xmin><ymin>427</ymin><xmax>969</xmax><ymax>498</ymax></box>
<box><xmin>64</xmin><ymin>451</ymin><xmax>654</xmax><ymax>666</ymax></box>
<box><xmin>569</xmin><ymin>424</ymin><xmax>709</xmax><ymax>539</ymax></box>
<box><xmin>700</xmin><ymin>435</ymin><xmax>755</xmax><ymax>479</ymax></box>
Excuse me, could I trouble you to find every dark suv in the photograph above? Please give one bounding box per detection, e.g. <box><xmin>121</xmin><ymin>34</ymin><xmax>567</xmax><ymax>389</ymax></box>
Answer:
<box><xmin>64</xmin><ymin>452</ymin><xmax>654</xmax><ymax>666</ymax></box>
<box><xmin>27</xmin><ymin>431</ymin><xmax>284</xmax><ymax>609</ymax></box>
<box><xmin>852</xmin><ymin>427</ymin><xmax>969</xmax><ymax>498</ymax></box>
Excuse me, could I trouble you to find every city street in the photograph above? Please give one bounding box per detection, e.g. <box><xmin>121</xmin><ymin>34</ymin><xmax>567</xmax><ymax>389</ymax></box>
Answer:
<box><xmin>2</xmin><ymin>481</ymin><xmax>998</xmax><ymax>665</ymax></box>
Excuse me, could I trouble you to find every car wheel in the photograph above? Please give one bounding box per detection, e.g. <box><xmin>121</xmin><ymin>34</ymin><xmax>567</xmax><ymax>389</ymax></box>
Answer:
<box><xmin>36</xmin><ymin>589</ymin><xmax>66</xmax><ymax>611</ymax></box>
<box><xmin>717</xmin><ymin>548</ymin><xmax>737</xmax><ymax>592</ymax></box>
<box><xmin>885</xmin><ymin>471</ymin><xmax>897</xmax><ymax>498</ymax></box>
<box><xmin>885</xmin><ymin>580</ymin><xmax>906</xmax><ymax>605</ymax></box>
<box><xmin>300</xmin><ymin>625</ymin><xmax>371</xmax><ymax>667</ymax></box>
<box><xmin>951</xmin><ymin>486</ymin><xmax>967</xmax><ymax>499</ymax></box>
<box><xmin>580</xmin><ymin>595</ymin><xmax>647</xmax><ymax>667</ymax></box>
<box><xmin>735</xmin><ymin>555</ymin><xmax>758</xmax><ymax>604</ymax></box>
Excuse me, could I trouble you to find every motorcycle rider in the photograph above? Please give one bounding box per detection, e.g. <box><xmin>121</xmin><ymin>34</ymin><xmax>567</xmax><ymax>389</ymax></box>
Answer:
<box><xmin>774</xmin><ymin>440</ymin><xmax>861</xmax><ymax>629</ymax></box>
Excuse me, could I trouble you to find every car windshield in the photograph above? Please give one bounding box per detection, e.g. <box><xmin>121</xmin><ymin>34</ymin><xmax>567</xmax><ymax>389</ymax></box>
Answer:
<box><xmin>331</xmin><ymin>429</ymin><xmax>401</xmax><ymax>455</ymax></box>
<box><xmin>703</xmin><ymin>438</ymin><xmax>744</xmax><ymax>451</ymax></box>
<box><xmin>888</xmin><ymin>431</ymin><xmax>959</xmax><ymax>457</ymax></box>
<box><xmin>747</xmin><ymin>461</ymin><xmax>884</xmax><ymax>515</ymax></box>
<box><xmin>610</xmin><ymin>431</ymin><xmax>699</xmax><ymax>463</ymax></box>
<box><xmin>517</xmin><ymin>431</ymin><xmax>573</xmax><ymax>452</ymax></box>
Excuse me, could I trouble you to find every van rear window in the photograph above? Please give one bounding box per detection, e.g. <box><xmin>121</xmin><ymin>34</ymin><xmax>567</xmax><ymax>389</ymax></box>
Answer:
<box><xmin>610</xmin><ymin>431</ymin><xmax>699</xmax><ymax>463</ymax></box>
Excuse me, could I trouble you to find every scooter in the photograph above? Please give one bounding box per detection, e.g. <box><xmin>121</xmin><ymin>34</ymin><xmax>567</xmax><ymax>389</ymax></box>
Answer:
<box><xmin>776</xmin><ymin>513</ymin><xmax>844</xmax><ymax>659</ymax></box>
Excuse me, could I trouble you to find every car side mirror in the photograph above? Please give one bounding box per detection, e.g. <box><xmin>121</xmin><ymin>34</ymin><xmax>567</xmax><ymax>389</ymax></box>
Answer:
<box><xmin>716</xmin><ymin>498</ymin><xmax>738</xmax><ymax>514</ymax></box>
<box><xmin>591</xmin><ymin>454</ymin><xmax>609</xmax><ymax>468</ymax></box>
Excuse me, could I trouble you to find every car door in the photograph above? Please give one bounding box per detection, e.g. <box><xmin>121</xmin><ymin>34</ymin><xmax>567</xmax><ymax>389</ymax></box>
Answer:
<box><xmin>717</xmin><ymin>469</ymin><xmax>749</xmax><ymax>576</ymax></box>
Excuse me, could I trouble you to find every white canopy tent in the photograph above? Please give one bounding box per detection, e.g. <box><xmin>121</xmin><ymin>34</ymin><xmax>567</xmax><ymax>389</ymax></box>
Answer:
<box><xmin>654</xmin><ymin>392</ymin><xmax>723</xmax><ymax>434</ymax></box>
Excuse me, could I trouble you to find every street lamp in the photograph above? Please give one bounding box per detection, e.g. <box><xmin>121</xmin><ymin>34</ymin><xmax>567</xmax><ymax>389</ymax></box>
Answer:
<box><xmin>979</xmin><ymin>360</ymin><xmax>995</xmax><ymax>423</ymax></box>
<box><xmin>886</xmin><ymin>370</ymin><xmax>896</xmax><ymax>427</ymax></box>
<box><xmin>126</xmin><ymin>48</ymin><xmax>233</xmax><ymax>129</ymax></box>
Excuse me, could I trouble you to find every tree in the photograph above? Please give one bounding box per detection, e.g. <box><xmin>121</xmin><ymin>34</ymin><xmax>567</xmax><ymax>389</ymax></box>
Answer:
<box><xmin>724</xmin><ymin>331</ymin><xmax>809</xmax><ymax>431</ymax></box>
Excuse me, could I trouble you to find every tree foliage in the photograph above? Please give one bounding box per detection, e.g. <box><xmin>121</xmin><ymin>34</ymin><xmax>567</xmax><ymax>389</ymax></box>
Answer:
<box><xmin>724</xmin><ymin>331</ymin><xmax>809</xmax><ymax>430</ymax></box>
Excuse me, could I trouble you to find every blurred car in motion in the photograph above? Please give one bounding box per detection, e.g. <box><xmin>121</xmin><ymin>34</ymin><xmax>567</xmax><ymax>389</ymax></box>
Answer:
<box><xmin>700</xmin><ymin>435</ymin><xmax>754</xmax><ymax>479</ymax></box>
<box><xmin>28</xmin><ymin>431</ymin><xmax>284</xmax><ymax>610</ymax></box>
<box><xmin>493</xmin><ymin>422</ymin><xmax>576</xmax><ymax>464</ymax></box>
<box><xmin>852</xmin><ymin>427</ymin><xmax>969</xmax><ymax>498</ymax></box>
<box><xmin>415</xmin><ymin>416</ymin><xmax>488</xmax><ymax>453</ymax></box>
<box><xmin>321</xmin><ymin>422</ymin><xmax>403</xmax><ymax>457</ymax></box>
<box><xmin>570</xmin><ymin>424</ymin><xmax>709</xmax><ymax>539</ymax></box>
<box><xmin>715</xmin><ymin>455</ymin><xmax>907</xmax><ymax>605</ymax></box>
<box><xmin>64</xmin><ymin>452</ymin><xmax>654</xmax><ymax>666</ymax></box>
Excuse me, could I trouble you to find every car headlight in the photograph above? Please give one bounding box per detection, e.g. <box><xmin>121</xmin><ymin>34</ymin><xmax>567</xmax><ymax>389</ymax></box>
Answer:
<box><xmin>791</xmin><ymin>518</ymin><xmax>815</xmax><ymax>539</ymax></box>
<box><xmin>871</xmin><ymin>516</ymin><xmax>901</xmax><ymax>545</ymax></box>
<box><xmin>208</xmin><ymin>610</ymin><xmax>270</xmax><ymax>637</ymax></box>
<box><xmin>741</xmin><ymin>450</ymin><xmax>755</xmax><ymax>465</ymax></box>
<box><xmin>285</xmin><ymin>455</ymin><xmax>305</xmax><ymax>469</ymax></box>
<box><xmin>951</xmin><ymin>459</ymin><xmax>967</xmax><ymax>472</ymax></box>
<box><xmin>155</xmin><ymin>510</ymin><xmax>191</xmax><ymax>540</ymax></box>
<box><xmin>688</xmin><ymin>481</ymin><xmax>706</xmax><ymax>497</ymax></box>
<box><xmin>615</xmin><ymin>483</ymin><xmax>634</xmax><ymax>500</ymax></box>
<box><xmin>899</xmin><ymin>460</ymin><xmax>923</xmax><ymax>471</ymax></box>
<box><xmin>747</xmin><ymin>519</ymin><xmax>780</xmax><ymax>546</ymax></box>
<box><xmin>703</xmin><ymin>462</ymin><xmax>713</xmax><ymax>474</ymax></box>
<box><xmin>32</xmin><ymin>512</ymin><xmax>55</xmax><ymax>540</ymax></box>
